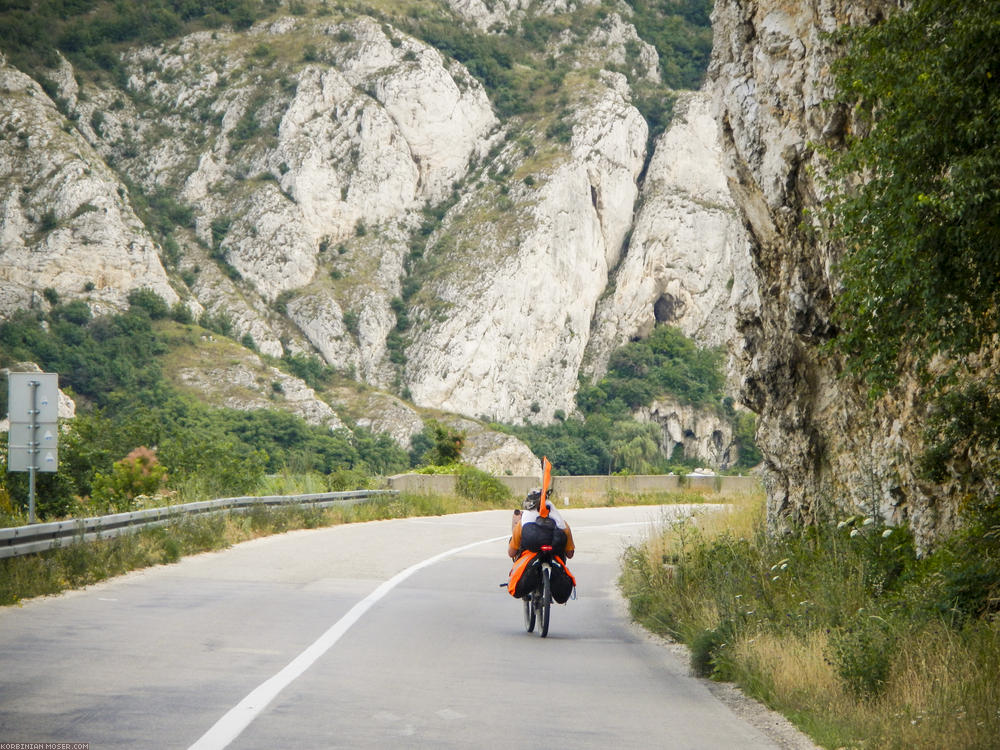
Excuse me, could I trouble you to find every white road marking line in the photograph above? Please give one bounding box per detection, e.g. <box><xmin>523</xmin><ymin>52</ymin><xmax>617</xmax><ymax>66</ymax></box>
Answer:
<box><xmin>187</xmin><ymin>535</ymin><xmax>507</xmax><ymax>750</ymax></box>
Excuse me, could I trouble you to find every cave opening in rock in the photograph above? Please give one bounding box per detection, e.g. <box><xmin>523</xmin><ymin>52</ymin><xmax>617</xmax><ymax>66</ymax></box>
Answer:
<box><xmin>654</xmin><ymin>294</ymin><xmax>682</xmax><ymax>323</ymax></box>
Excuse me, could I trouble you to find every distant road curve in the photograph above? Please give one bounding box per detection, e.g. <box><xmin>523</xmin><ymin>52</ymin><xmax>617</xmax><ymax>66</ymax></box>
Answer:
<box><xmin>0</xmin><ymin>506</ymin><xmax>816</xmax><ymax>749</ymax></box>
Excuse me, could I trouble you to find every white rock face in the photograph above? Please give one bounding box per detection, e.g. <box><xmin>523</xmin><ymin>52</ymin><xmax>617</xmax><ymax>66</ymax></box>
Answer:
<box><xmin>349</xmin><ymin>392</ymin><xmax>425</xmax><ymax>449</ymax></box>
<box><xmin>181</xmin><ymin>245</ymin><xmax>285</xmax><ymax>358</ymax></box>
<box><xmin>405</xmin><ymin>74</ymin><xmax>648</xmax><ymax>423</ymax></box>
<box><xmin>442</xmin><ymin>0</ymin><xmax>529</xmax><ymax>31</ymax></box>
<box><xmin>284</xmin><ymin>223</ymin><xmax>408</xmax><ymax>387</ymax></box>
<box><xmin>445</xmin><ymin>418</ymin><xmax>541</xmax><ymax>476</ymax></box>
<box><xmin>116</xmin><ymin>16</ymin><xmax>497</xmax><ymax>363</ymax></box>
<box><xmin>579</xmin><ymin>12</ymin><xmax>661</xmax><ymax>82</ymax></box>
<box><xmin>635</xmin><ymin>397</ymin><xmax>737</xmax><ymax>469</ymax></box>
<box><xmin>332</xmin><ymin>18</ymin><xmax>499</xmax><ymax>203</ymax></box>
<box><xmin>444</xmin><ymin>0</ymin><xmax>602</xmax><ymax>30</ymax></box>
<box><xmin>586</xmin><ymin>90</ymin><xmax>754</xmax><ymax>379</ymax></box>
<box><xmin>0</xmin><ymin>61</ymin><xmax>177</xmax><ymax>317</ymax></box>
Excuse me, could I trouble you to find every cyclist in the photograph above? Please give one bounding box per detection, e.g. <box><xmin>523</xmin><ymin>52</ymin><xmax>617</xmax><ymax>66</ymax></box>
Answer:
<box><xmin>506</xmin><ymin>487</ymin><xmax>576</xmax><ymax>604</ymax></box>
<box><xmin>508</xmin><ymin>487</ymin><xmax>575</xmax><ymax>561</ymax></box>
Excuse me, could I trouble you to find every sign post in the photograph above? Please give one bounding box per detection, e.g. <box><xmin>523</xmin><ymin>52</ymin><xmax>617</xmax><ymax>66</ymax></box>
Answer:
<box><xmin>7</xmin><ymin>372</ymin><xmax>59</xmax><ymax>523</ymax></box>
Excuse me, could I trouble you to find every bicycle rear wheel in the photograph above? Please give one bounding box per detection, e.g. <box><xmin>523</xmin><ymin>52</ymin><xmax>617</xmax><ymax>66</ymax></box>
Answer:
<box><xmin>538</xmin><ymin>567</ymin><xmax>551</xmax><ymax>638</ymax></box>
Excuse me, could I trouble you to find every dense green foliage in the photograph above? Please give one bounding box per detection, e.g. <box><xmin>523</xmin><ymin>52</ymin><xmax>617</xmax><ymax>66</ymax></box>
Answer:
<box><xmin>455</xmin><ymin>464</ymin><xmax>511</xmax><ymax>505</ymax></box>
<box><xmin>0</xmin><ymin>0</ymin><xmax>279</xmax><ymax>75</ymax></box>
<box><xmin>499</xmin><ymin>326</ymin><xmax>758</xmax><ymax>476</ymax></box>
<box><xmin>826</xmin><ymin>0</ymin><xmax>1000</xmax><ymax>389</ymax></box>
<box><xmin>0</xmin><ymin>299</ymin><xmax>409</xmax><ymax>520</ymax></box>
<box><xmin>578</xmin><ymin>325</ymin><xmax>725</xmax><ymax>413</ymax></box>
<box><xmin>417</xmin><ymin>420</ymin><xmax>464</xmax><ymax>467</ymax></box>
<box><xmin>624</xmin><ymin>0</ymin><xmax>713</xmax><ymax>90</ymax></box>
<box><xmin>824</xmin><ymin>0</ymin><xmax>1000</xmax><ymax>510</ymax></box>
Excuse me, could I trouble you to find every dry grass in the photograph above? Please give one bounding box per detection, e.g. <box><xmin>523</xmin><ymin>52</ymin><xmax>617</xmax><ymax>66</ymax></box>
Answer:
<box><xmin>686</xmin><ymin>487</ymin><xmax>765</xmax><ymax>538</ymax></box>
<box><xmin>620</xmin><ymin>488</ymin><xmax>1000</xmax><ymax>750</ymax></box>
<box><xmin>730</xmin><ymin>622</ymin><xmax>1000</xmax><ymax>749</ymax></box>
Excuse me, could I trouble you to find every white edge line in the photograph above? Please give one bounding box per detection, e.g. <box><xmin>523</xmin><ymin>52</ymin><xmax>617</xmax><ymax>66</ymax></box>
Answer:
<box><xmin>188</xmin><ymin>534</ymin><xmax>508</xmax><ymax>750</ymax></box>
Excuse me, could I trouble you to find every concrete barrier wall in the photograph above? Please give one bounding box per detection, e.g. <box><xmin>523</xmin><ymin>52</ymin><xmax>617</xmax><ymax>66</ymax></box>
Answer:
<box><xmin>385</xmin><ymin>473</ymin><xmax>761</xmax><ymax>499</ymax></box>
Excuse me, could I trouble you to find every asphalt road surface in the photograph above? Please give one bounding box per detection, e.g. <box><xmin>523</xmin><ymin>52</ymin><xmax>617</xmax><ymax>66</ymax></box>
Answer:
<box><xmin>0</xmin><ymin>505</ymin><xmax>811</xmax><ymax>749</ymax></box>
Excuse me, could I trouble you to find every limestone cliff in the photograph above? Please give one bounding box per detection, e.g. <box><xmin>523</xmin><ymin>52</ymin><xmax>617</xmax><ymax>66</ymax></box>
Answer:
<box><xmin>636</xmin><ymin>396</ymin><xmax>737</xmax><ymax>469</ymax></box>
<box><xmin>403</xmin><ymin>70</ymin><xmax>648</xmax><ymax>424</ymax></box>
<box><xmin>0</xmin><ymin>61</ymin><xmax>179</xmax><ymax>316</ymax></box>
<box><xmin>0</xmin><ymin>3</ymin><xmax>750</xmax><ymax>472</ymax></box>
<box><xmin>710</xmin><ymin>0</ymin><xmax>965</xmax><ymax>546</ymax></box>
<box><xmin>585</xmin><ymin>89</ymin><xmax>755</xmax><ymax>376</ymax></box>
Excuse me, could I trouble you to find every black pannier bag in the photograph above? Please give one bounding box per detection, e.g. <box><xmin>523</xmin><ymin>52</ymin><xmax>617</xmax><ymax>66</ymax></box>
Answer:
<box><xmin>549</xmin><ymin>560</ymin><xmax>574</xmax><ymax>604</ymax></box>
<box><xmin>520</xmin><ymin>516</ymin><xmax>567</xmax><ymax>555</ymax></box>
<box><xmin>513</xmin><ymin>556</ymin><xmax>541</xmax><ymax>598</ymax></box>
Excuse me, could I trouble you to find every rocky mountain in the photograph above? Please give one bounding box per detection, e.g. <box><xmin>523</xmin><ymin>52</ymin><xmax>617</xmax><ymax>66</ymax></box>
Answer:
<box><xmin>710</xmin><ymin>0</ymin><xmax>998</xmax><ymax>547</ymax></box>
<box><xmin>0</xmin><ymin>1</ymin><xmax>750</xmax><ymax>472</ymax></box>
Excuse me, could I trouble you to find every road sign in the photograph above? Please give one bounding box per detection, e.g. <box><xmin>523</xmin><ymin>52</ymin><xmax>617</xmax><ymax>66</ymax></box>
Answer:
<box><xmin>7</xmin><ymin>372</ymin><xmax>59</xmax><ymax>423</ymax></box>
<box><xmin>6</xmin><ymin>371</ymin><xmax>60</xmax><ymax>524</ymax></box>
<box><xmin>8</xmin><ymin>421</ymin><xmax>59</xmax><ymax>472</ymax></box>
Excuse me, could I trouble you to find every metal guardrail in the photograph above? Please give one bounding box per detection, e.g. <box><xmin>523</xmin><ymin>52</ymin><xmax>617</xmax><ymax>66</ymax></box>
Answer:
<box><xmin>0</xmin><ymin>490</ymin><xmax>397</xmax><ymax>559</ymax></box>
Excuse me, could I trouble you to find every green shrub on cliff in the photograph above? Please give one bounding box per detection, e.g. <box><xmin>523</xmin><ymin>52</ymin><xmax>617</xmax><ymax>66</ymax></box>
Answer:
<box><xmin>827</xmin><ymin>0</ymin><xmax>1000</xmax><ymax>388</ymax></box>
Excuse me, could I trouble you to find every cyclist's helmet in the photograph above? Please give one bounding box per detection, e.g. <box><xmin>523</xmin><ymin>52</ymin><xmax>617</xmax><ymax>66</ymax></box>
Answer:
<box><xmin>523</xmin><ymin>488</ymin><xmax>542</xmax><ymax>511</ymax></box>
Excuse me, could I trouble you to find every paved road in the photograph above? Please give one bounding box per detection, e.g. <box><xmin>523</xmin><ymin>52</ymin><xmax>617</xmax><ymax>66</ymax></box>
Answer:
<box><xmin>0</xmin><ymin>505</ymin><xmax>796</xmax><ymax>749</ymax></box>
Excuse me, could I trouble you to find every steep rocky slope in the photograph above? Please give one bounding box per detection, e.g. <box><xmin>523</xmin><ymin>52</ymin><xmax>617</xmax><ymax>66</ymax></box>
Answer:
<box><xmin>403</xmin><ymin>70</ymin><xmax>648</xmax><ymax>423</ymax></box>
<box><xmin>0</xmin><ymin>63</ymin><xmax>179</xmax><ymax>315</ymax></box>
<box><xmin>586</xmin><ymin>90</ymin><xmax>754</xmax><ymax>374</ymax></box>
<box><xmin>710</xmin><ymin>0</ymin><xmax>988</xmax><ymax>546</ymax></box>
<box><xmin>0</xmin><ymin>2</ymin><xmax>750</xmax><ymax>470</ymax></box>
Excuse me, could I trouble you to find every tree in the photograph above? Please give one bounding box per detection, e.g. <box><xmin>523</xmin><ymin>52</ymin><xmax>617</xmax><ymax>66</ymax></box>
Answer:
<box><xmin>422</xmin><ymin>420</ymin><xmax>464</xmax><ymax>466</ymax></box>
<box><xmin>610</xmin><ymin>421</ymin><xmax>663</xmax><ymax>475</ymax></box>
<box><xmin>825</xmin><ymin>0</ymin><xmax>1000</xmax><ymax>392</ymax></box>
<box><xmin>91</xmin><ymin>446</ymin><xmax>168</xmax><ymax>513</ymax></box>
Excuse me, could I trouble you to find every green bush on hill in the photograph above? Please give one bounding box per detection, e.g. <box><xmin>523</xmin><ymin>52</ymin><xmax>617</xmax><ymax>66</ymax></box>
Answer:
<box><xmin>0</xmin><ymin>296</ymin><xmax>409</xmax><ymax>520</ymax></box>
<box><xmin>0</xmin><ymin>0</ymin><xmax>278</xmax><ymax>78</ymax></box>
<box><xmin>624</xmin><ymin>0</ymin><xmax>713</xmax><ymax>91</ymax></box>
<box><xmin>579</xmin><ymin>325</ymin><xmax>725</xmax><ymax>414</ymax></box>
<box><xmin>498</xmin><ymin>325</ymin><xmax>758</xmax><ymax>476</ymax></box>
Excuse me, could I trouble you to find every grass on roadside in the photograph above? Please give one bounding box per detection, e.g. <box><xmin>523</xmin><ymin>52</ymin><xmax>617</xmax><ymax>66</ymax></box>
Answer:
<box><xmin>619</xmin><ymin>491</ymin><xmax>1000</xmax><ymax>750</ymax></box>
<box><xmin>0</xmin><ymin>490</ymin><xmax>507</xmax><ymax>606</ymax></box>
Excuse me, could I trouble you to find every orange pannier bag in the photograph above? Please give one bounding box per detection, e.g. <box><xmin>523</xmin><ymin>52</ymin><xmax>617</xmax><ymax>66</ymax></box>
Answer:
<box><xmin>507</xmin><ymin>550</ymin><xmax>537</xmax><ymax>598</ymax></box>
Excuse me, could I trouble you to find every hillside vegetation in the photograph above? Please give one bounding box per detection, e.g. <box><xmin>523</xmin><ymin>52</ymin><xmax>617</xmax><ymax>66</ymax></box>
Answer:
<box><xmin>501</xmin><ymin>325</ymin><xmax>759</xmax><ymax>475</ymax></box>
<box><xmin>0</xmin><ymin>291</ymin><xmax>744</xmax><ymax>521</ymax></box>
<box><xmin>0</xmin><ymin>0</ymin><xmax>711</xmax><ymax>127</ymax></box>
<box><xmin>0</xmin><ymin>294</ymin><xmax>412</xmax><ymax>519</ymax></box>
